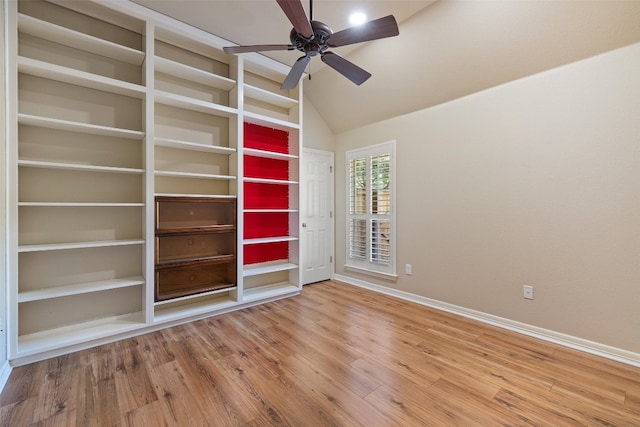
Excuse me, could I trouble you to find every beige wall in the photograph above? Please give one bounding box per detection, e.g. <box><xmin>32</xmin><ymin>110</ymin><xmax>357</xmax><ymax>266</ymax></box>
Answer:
<box><xmin>334</xmin><ymin>42</ymin><xmax>640</xmax><ymax>354</ymax></box>
<box><xmin>303</xmin><ymin>95</ymin><xmax>335</xmax><ymax>152</ymax></box>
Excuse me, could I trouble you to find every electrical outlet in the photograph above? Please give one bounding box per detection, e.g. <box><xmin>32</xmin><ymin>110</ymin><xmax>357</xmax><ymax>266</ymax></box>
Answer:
<box><xmin>405</xmin><ymin>264</ymin><xmax>412</xmax><ymax>275</ymax></box>
<box><xmin>523</xmin><ymin>285</ymin><xmax>534</xmax><ymax>300</ymax></box>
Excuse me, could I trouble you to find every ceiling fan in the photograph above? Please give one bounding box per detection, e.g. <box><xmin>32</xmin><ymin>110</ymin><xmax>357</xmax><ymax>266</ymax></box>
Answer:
<box><xmin>223</xmin><ymin>0</ymin><xmax>400</xmax><ymax>90</ymax></box>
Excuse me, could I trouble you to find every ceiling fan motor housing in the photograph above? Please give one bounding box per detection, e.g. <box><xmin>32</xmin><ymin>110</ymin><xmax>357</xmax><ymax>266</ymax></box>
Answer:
<box><xmin>290</xmin><ymin>20</ymin><xmax>332</xmax><ymax>56</ymax></box>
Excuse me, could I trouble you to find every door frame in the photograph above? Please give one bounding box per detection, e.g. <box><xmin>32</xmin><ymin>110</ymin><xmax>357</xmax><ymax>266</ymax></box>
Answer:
<box><xmin>301</xmin><ymin>148</ymin><xmax>335</xmax><ymax>284</ymax></box>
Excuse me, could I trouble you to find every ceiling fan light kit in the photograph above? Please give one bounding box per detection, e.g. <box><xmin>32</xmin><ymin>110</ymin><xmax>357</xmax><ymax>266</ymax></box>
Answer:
<box><xmin>223</xmin><ymin>0</ymin><xmax>399</xmax><ymax>89</ymax></box>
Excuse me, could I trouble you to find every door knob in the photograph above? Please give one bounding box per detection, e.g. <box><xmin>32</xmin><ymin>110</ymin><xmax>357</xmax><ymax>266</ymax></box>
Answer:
<box><xmin>302</xmin><ymin>223</ymin><xmax>307</xmax><ymax>228</ymax></box>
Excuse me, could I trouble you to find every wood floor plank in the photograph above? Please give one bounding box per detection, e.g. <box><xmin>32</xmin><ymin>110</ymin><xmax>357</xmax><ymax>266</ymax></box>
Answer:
<box><xmin>167</xmin><ymin>337</ymin><xmax>249</xmax><ymax>425</ymax></box>
<box><xmin>113</xmin><ymin>344</ymin><xmax>158</xmax><ymax>414</ymax></box>
<box><xmin>30</xmin><ymin>354</ymin><xmax>80</xmax><ymax>424</ymax></box>
<box><xmin>492</xmin><ymin>387</ymin><xmax>588</xmax><ymax>426</ymax></box>
<box><xmin>265</xmin><ymin>374</ymin><xmax>348</xmax><ymax>427</ymax></box>
<box><xmin>1</xmin><ymin>280</ymin><xmax>640</xmax><ymax>426</ymax></box>
<box><xmin>417</xmin><ymin>330</ymin><xmax>557</xmax><ymax>392</ymax></box>
<box><xmin>0</xmin><ymin>398</ymin><xmax>38</xmax><ymax>427</ymax></box>
<box><xmin>0</xmin><ymin>361</ymin><xmax>46</xmax><ymax>407</ymax></box>
<box><xmin>121</xmin><ymin>400</ymin><xmax>165</xmax><ymax>427</ymax></box>
<box><xmin>77</xmin><ymin>346</ymin><xmax>122</xmax><ymax>427</ymax></box>
<box><xmin>30</xmin><ymin>408</ymin><xmax>77</xmax><ymax>427</ymax></box>
<box><xmin>428</xmin><ymin>378</ymin><xmax>524</xmax><ymax>426</ymax></box>
<box><xmin>281</xmin><ymin>353</ymin><xmax>394</xmax><ymax>427</ymax></box>
<box><xmin>209</xmin><ymin>353</ymin><xmax>292</xmax><ymax>426</ymax></box>
<box><xmin>148</xmin><ymin>360</ymin><xmax>207</xmax><ymax>425</ymax></box>
<box><xmin>365</xmin><ymin>382</ymin><xmax>479</xmax><ymax>427</ymax></box>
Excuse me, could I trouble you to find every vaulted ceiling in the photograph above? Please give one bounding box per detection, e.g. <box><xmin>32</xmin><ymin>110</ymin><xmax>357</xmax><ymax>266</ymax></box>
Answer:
<box><xmin>135</xmin><ymin>0</ymin><xmax>640</xmax><ymax>133</ymax></box>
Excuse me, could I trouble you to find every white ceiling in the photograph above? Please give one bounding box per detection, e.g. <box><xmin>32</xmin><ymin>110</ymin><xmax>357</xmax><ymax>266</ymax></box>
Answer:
<box><xmin>135</xmin><ymin>0</ymin><xmax>640</xmax><ymax>133</ymax></box>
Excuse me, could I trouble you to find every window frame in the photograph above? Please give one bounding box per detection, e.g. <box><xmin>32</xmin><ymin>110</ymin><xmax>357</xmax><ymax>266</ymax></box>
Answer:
<box><xmin>345</xmin><ymin>140</ymin><xmax>397</xmax><ymax>278</ymax></box>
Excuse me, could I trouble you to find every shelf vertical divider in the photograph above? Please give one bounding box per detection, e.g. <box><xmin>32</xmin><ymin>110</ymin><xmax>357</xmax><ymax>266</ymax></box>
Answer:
<box><xmin>234</xmin><ymin>55</ymin><xmax>245</xmax><ymax>301</ymax></box>
<box><xmin>6</xmin><ymin>0</ymin><xmax>20</xmax><ymax>360</ymax></box>
<box><xmin>293</xmin><ymin>79</ymin><xmax>303</xmax><ymax>290</ymax></box>
<box><xmin>143</xmin><ymin>21</ymin><xmax>156</xmax><ymax>324</ymax></box>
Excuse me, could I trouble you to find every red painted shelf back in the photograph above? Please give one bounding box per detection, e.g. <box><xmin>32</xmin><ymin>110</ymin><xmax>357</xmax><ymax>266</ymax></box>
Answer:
<box><xmin>244</xmin><ymin>122</ymin><xmax>292</xmax><ymax>264</ymax></box>
<box><xmin>244</xmin><ymin>182</ymin><xmax>289</xmax><ymax>209</ymax></box>
<box><xmin>244</xmin><ymin>122</ymin><xmax>290</xmax><ymax>154</ymax></box>
<box><xmin>244</xmin><ymin>156</ymin><xmax>289</xmax><ymax>181</ymax></box>
<box><xmin>244</xmin><ymin>241</ymin><xmax>289</xmax><ymax>265</ymax></box>
<box><xmin>244</xmin><ymin>212</ymin><xmax>289</xmax><ymax>239</ymax></box>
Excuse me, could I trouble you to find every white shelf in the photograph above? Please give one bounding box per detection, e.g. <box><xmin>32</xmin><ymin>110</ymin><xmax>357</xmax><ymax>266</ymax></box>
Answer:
<box><xmin>18</xmin><ymin>276</ymin><xmax>145</xmax><ymax>303</ymax></box>
<box><xmin>18</xmin><ymin>56</ymin><xmax>145</xmax><ymax>98</ymax></box>
<box><xmin>244</xmin><ymin>111</ymin><xmax>300</xmax><ymax>130</ymax></box>
<box><xmin>18</xmin><ymin>239</ymin><xmax>145</xmax><ymax>253</ymax></box>
<box><xmin>154</xmin><ymin>170</ymin><xmax>236</xmax><ymax>180</ymax></box>
<box><xmin>244</xmin><ymin>84</ymin><xmax>298</xmax><ymax>109</ymax></box>
<box><xmin>18</xmin><ymin>160</ymin><xmax>144</xmax><ymax>175</ymax></box>
<box><xmin>154</xmin><ymin>193</ymin><xmax>237</xmax><ymax>199</ymax></box>
<box><xmin>153</xmin><ymin>294</ymin><xmax>238</xmax><ymax>324</ymax></box>
<box><xmin>243</xmin><ymin>261</ymin><xmax>298</xmax><ymax>277</ymax></box>
<box><xmin>18</xmin><ymin>13</ymin><xmax>145</xmax><ymax>65</ymax></box>
<box><xmin>155</xmin><ymin>137</ymin><xmax>236</xmax><ymax>154</ymax></box>
<box><xmin>17</xmin><ymin>312</ymin><xmax>144</xmax><ymax>357</ymax></box>
<box><xmin>154</xmin><ymin>286</ymin><xmax>237</xmax><ymax>307</ymax></box>
<box><xmin>244</xmin><ymin>209</ymin><xmax>298</xmax><ymax>213</ymax></box>
<box><xmin>243</xmin><ymin>148</ymin><xmax>298</xmax><ymax>160</ymax></box>
<box><xmin>18</xmin><ymin>113</ymin><xmax>145</xmax><ymax>140</ymax></box>
<box><xmin>155</xmin><ymin>90</ymin><xmax>237</xmax><ymax>117</ymax></box>
<box><xmin>19</xmin><ymin>202</ymin><xmax>144</xmax><ymax>207</ymax></box>
<box><xmin>242</xmin><ymin>282</ymin><xmax>300</xmax><ymax>303</ymax></box>
<box><xmin>243</xmin><ymin>177</ymin><xmax>298</xmax><ymax>185</ymax></box>
<box><xmin>244</xmin><ymin>236</ymin><xmax>298</xmax><ymax>245</ymax></box>
<box><xmin>155</xmin><ymin>56</ymin><xmax>236</xmax><ymax>91</ymax></box>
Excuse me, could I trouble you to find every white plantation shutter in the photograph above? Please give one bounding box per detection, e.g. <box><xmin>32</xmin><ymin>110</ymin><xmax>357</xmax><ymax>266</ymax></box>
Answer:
<box><xmin>349</xmin><ymin>157</ymin><xmax>366</xmax><ymax>215</ymax></box>
<box><xmin>348</xmin><ymin>157</ymin><xmax>367</xmax><ymax>260</ymax></box>
<box><xmin>371</xmin><ymin>153</ymin><xmax>390</xmax><ymax>215</ymax></box>
<box><xmin>371</xmin><ymin>219</ymin><xmax>390</xmax><ymax>265</ymax></box>
<box><xmin>346</xmin><ymin>141</ymin><xmax>396</xmax><ymax>276</ymax></box>
<box><xmin>349</xmin><ymin>219</ymin><xmax>367</xmax><ymax>260</ymax></box>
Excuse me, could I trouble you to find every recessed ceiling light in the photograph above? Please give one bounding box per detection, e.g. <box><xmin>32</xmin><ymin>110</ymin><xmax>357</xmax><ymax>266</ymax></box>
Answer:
<box><xmin>349</xmin><ymin>11</ymin><xmax>367</xmax><ymax>26</ymax></box>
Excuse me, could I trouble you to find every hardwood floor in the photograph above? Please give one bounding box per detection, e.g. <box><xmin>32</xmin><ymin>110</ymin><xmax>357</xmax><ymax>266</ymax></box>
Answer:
<box><xmin>1</xmin><ymin>280</ymin><xmax>639</xmax><ymax>426</ymax></box>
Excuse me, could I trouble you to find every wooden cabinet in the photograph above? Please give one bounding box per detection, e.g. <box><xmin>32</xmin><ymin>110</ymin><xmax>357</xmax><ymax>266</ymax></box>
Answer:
<box><xmin>155</xmin><ymin>197</ymin><xmax>236</xmax><ymax>302</ymax></box>
<box><xmin>5</xmin><ymin>0</ymin><xmax>302</xmax><ymax>363</ymax></box>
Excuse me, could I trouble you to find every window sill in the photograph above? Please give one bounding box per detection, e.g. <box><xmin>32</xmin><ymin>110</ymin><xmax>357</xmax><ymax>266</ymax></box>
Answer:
<box><xmin>344</xmin><ymin>265</ymin><xmax>398</xmax><ymax>282</ymax></box>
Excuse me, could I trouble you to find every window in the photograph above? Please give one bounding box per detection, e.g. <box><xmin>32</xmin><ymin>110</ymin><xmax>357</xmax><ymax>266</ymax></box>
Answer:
<box><xmin>346</xmin><ymin>141</ymin><xmax>396</xmax><ymax>277</ymax></box>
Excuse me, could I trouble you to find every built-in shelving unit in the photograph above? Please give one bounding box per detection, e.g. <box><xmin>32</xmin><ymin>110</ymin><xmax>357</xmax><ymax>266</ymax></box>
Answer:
<box><xmin>242</xmin><ymin>110</ymin><xmax>301</xmax><ymax>301</ymax></box>
<box><xmin>151</xmin><ymin>25</ymin><xmax>242</xmax><ymax>321</ymax></box>
<box><xmin>9</xmin><ymin>0</ymin><xmax>147</xmax><ymax>358</ymax></box>
<box><xmin>5</xmin><ymin>0</ymin><xmax>302</xmax><ymax>364</ymax></box>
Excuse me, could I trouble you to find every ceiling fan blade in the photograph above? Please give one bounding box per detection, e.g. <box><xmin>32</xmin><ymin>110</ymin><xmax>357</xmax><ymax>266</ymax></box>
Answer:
<box><xmin>223</xmin><ymin>44</ymin><xmax>296</xmax><ymax>54</ymax></box>
<box><xmin>321</xmin><ymin>52</ymin><xmax>371</xmax><ymax>86</ymax></box>
<box><xmin>328</xmin><ymin>15</ymin><xmax>399</xmax><ymax>48</ymax></box>
<box><xmin>276</xmin><ymin>0</ymin><xmax>314</xmax><ymax>40</ymax></box>
<box><xmin>281</xmin><ymin>55</ymin><xmax>311</xmax><ymax>89</ymax></box>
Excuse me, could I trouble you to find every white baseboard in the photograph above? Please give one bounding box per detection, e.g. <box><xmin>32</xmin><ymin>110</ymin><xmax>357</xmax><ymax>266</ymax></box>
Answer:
<box><xmin>334</xmin><ymin>274</ymin><xmax>640</xmax><ymax>368</ymax></box>
<box><xmin>0</xmin><ymin>360</ymin><xmax>13</xmax><ymax>395</ymax></box>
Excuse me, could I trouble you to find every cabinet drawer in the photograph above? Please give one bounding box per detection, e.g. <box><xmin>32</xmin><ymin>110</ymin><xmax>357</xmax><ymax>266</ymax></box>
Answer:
<box><xmin>155</xmin><ymin>261</ymin><xmax>236</xmax><ymax>301</ymax></box>
<box><xmin>156</xmin><ymin>197</ymin><xmax>235</xmax><ymax>231</ymax></box>
<box><xmin>156</xmin><ymin>232</ymin><xmax>235</xmax><ymax>264</ymax></box>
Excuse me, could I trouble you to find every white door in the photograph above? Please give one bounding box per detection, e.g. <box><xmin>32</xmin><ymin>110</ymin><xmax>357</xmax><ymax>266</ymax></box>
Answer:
<box><xmin>301</xmin><ymin>149</ymin><xmax>334</xmax><ymax>284</ymax></box>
